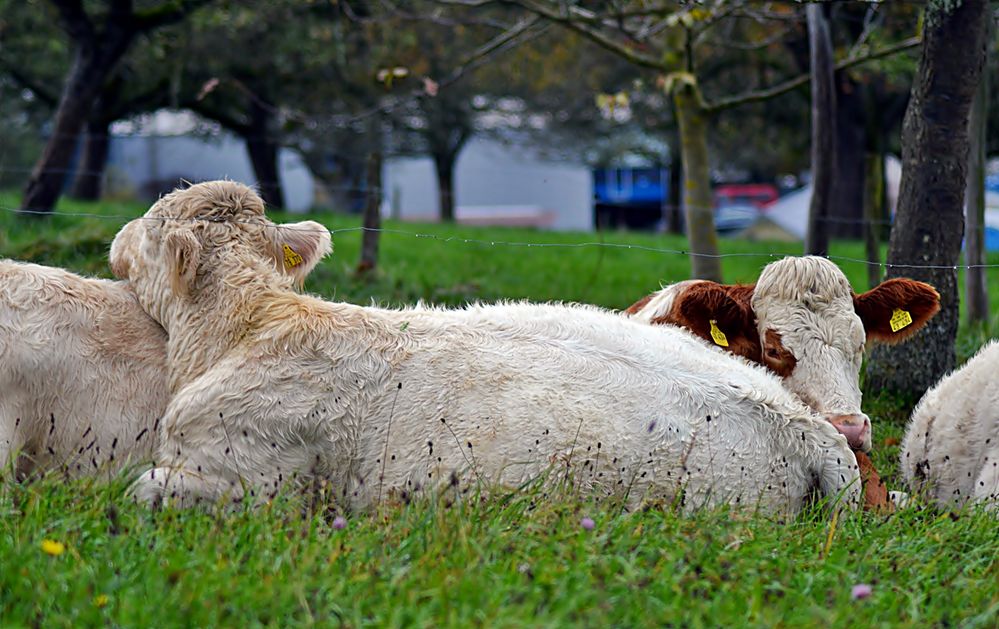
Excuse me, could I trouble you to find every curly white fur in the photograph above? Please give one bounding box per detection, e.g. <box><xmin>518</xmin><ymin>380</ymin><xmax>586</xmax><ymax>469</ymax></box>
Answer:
<box><xmin>0</xmin><ymin>260</ymin><xmax>168</xmax><ymax>478</ymax></box>
<box><xmin>901</xmin><ymin>341</ymin><xmax>999</xmax><ymax>510</ymax></box>
<box><xmin>110</xmin><ymin>181</ymin><xmax>861</xmax><ymax>515</ymax></box>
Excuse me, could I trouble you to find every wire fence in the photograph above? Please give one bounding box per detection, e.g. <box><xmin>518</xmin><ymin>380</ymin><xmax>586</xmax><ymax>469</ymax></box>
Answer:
<box><xmin>0</xmin><ymin>199</ymin><xmax>995</xmax><ymax>272</ymax></box>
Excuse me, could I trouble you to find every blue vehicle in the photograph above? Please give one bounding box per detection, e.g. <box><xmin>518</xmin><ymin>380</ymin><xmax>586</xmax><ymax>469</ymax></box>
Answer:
<box><xmin>593</xmin><ymin>167</ymin><xmax>669</xmax><ymax>230</ymax></box>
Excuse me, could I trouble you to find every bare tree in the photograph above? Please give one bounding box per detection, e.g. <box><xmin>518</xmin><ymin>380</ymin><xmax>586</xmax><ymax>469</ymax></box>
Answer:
<box><xmin>866</xmin><ymin>0</ymin><xmax>990</xmax><ymax>398</ymax></box>
<box><xmin>965</xmin><ymin>19</ymin><xmax>992</xmax><ymax>326</ymax></box>
<box><xmin>18</xmin><ymin>0</ymin><xmax>212</xmax><ymax>215</ymax></box>
<box><xmin>805</xmin><ymin>3</ymin><xmax>835</xmax><ymax>256</ymax></box>
<box><xmin>453</xmin><ymin>0</ymin><xmax>919</xmax><ymax>281</ymax></box>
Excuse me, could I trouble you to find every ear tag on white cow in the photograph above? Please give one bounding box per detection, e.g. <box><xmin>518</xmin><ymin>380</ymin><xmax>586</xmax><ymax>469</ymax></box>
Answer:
<box><xmin>283</xmin><ymin>244</ymin><xmax>304</xmax><ymax>268</ymax></box>
<box><xmin>889</xmin><ymin>308</ymin><xmax>912</xmax><ymax>333</ymax></box>
<box><xmin>709</xmin><ymin>320</ymin><xmax>729</xmax><ymax>347</ymax></box>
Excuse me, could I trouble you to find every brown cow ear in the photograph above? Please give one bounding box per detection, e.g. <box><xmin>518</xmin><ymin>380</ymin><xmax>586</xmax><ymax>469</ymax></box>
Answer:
<box><xmin>854</xmin><ymin>278</ymin><xmax>941</xmax><ymax>344</ymax></box>
<box><xmin>664</xmin><ymin>282</ymin><xmax>759</xmax><ymax>360</ymax></box>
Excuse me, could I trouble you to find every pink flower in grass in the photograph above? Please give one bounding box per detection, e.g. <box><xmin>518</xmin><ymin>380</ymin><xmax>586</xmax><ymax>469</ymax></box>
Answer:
<box><xmin>851</xmin><ymin>584</ymin><xmax>873</xmax><ymax>600</ymax></box>
<box><xmin>580</xmin><ymin>517</ymin><xmax>595</xmax><ymax>530</ymax></box>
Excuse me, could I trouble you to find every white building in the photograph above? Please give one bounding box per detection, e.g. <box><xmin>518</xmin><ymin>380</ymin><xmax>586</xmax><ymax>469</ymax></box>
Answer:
<box><xmin>383</xmin><ymin>137</ymin><xmax>593</xmax><ymax>231</ymax></box>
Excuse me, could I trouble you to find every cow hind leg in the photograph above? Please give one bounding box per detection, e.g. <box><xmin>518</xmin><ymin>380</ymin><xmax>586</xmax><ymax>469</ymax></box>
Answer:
<box><xmin>132</xmin><ymin>464</ymin><xmax>246</xmax><ymax>508</ymax></box>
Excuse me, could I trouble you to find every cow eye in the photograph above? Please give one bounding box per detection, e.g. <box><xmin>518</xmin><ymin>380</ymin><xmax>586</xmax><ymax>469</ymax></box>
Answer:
<box><xmin>765</xmin><ymin>347</ymin><xmax>779</xmax><ymax>359</ymax></box>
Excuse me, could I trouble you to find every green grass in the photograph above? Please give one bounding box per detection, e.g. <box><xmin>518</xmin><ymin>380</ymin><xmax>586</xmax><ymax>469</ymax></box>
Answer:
<box><xmin>1</xmin><ymin>192</ymin><xmax>998</xmax><ymax>627</ymax></box>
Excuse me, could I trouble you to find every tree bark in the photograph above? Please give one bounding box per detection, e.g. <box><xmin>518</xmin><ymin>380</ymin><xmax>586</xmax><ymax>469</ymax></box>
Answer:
<box><xmin>670</xmin><ymin>76</ymin><xmax>721</xmax><ymax>282</ymax></box>
<box><xmin>433</xmin><ymin>152</ymin><xmax>457</xmax><ymax>223</ymax></box>
<box><xmin>866</xmin><ymin>0</ymin><xmax>990</xmax><ymax>399</ymax></box>
<box><xmin>357</xmin><ymin>149</ymin><xmax>383</xmax><ymax>274</ymax></box>
<box><xmin>830</xmin><ymin>81</ymin><xmax>867</xmax><ymax>240</ymax></box>
<box><xmin>245</xmin><ymin>99</ymin><xmax>284</xmax><ymax>210</ymax></box>
<box><xmin>18</xmin><ymin>0</ymin><xmax>207</xmax><ymax>214</ymax></box>
<box><xmin>965</xmin><ymin>40</ymin><xmax>989</xmax><ymax>326</ymax></box>
<box><xmin>862</xmin><ymin>151</ymin><xmax>884</xmax><ymax>289</ymax></box>
<box><xmin>20</xmin><ymin>46</ymin><xmax>109</xmax><ymax>214</ymax></box>
<box><xmin>70</xmin><ymin>116</ymin><xmax>111</xmax><ymax>200</ymax></box>
<box><xmin>805</xmin><ymin>3</ymin><xmax>836</xmax><ymax>256</ymax></box>
<box><xmin>665</xmin><ymin>134</ymin><xmax>683</xmax><ymax>234</ymax></box>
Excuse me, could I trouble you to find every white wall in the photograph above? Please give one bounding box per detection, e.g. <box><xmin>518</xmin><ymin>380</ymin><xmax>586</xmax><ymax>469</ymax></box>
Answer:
<box><xmin>383</xmin><ymin>137</ymin><xmax>593</xmax><ymax>231</ymax></box>
<box><xmin>108</xmin><ymin>134</ymin><xmax>315</xmax><ymax>212</ymax></box>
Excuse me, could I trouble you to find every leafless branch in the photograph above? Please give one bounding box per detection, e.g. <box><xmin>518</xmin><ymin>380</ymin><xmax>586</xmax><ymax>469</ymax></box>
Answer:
<box><xmin>0</xmin><ymin>61</ymin><xmax>60</xmax><ymax>107</ymax></box>
<box><xmin>706</xmin><ymin>35</ymin><xmax>921</xmax><ymax>112</ymax></box>
<box><xmin>505</xmin><ymin>0</ymin><xmax>667</xmax><ymax>71</ymax></box>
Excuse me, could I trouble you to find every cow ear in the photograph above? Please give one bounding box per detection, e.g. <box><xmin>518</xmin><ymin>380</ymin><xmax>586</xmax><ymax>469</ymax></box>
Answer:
<box><xmin>854</xmin><ymin>278</ymin><xmax>940</xmax><ymax>344</ymax></box>
<box><xmin>164</xmin><ymin>230</ymin><xmax>201</xmax><ymax>296</ymax></box>
<box><xmin>665</xmin><ymin>282</ymin><xmax>760</xmax><ymax>361</ymax></box>
<box><xmin>269</xmin><ymin>220</ymin><xmax>332</xmax><ymax>284</ymax></box>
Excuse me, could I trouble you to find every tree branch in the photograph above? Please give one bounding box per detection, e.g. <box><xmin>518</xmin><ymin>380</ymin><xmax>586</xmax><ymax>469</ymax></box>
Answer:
<box><xmin>47</xmin><ymin>0</ymin><xmax>95</xmax><ymax>43</ymax></box>
<box><xmin>505</xmin><ymin>0</ymin><xmax>667</xmax><ymax>72</ymax></box>
<box><xmin>133</xmin><ymin>0</ymin><xmax>215</xmax><ymax>33</ymax></box>
<box><xmin>706</xmin><ymin>35</ymin><xmax>921</xmax><ymax>113</ymax></box>
<box><xmin>0</xmin><ymin>61</ymin><xmax>60</xmax><ymax>107</ymax></box>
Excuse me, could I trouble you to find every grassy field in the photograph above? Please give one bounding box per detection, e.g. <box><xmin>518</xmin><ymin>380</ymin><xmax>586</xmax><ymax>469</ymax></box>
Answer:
<box><xmin>1</xmin><ymin>192</ymin><xmax>997</xmax><ymax>627</ymax></box>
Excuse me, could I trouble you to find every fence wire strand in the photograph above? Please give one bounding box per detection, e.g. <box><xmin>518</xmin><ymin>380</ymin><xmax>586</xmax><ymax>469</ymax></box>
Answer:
<box><xmin>0</xmin><ymin>201</ymin><xmax>996</xmax><ymax>271</ymax></box>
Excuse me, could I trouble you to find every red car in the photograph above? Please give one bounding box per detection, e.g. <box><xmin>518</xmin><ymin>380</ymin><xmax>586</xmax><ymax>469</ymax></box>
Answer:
<box><xmin>714</xmin><ymin>184</ymin><xmax>779</xmax><ymax>211</ymax></box>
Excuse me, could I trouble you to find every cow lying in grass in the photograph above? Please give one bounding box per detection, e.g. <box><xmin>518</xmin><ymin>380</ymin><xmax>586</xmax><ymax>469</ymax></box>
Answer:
<box><xmin>0</xmin><ymin>259</ymin><xmax>167</xmax><ymax>478</ymax></box>
<box><xmin>110</xmin><ymin>180</ymin><xmax>862</xmax><ymax>515</ymax></box>
<box><xmin>0</xmin><ymin>251</ymin><xmax>321</xmax><ymax>479</ymax></box>
<box><xmin>902</xmin><ymin>341</ymin><xmax>999</xmax><ymax>511</ymax></box>
<box><xmin>625</xmin><ymin>258</ymin><xmax>939</xmax><ymax>511</ymax></box>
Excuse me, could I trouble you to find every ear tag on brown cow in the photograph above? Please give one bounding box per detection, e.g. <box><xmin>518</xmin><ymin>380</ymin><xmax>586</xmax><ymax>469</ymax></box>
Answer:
<box><xmin>889</xmin><ymin>308</ymin><xmax>912</xmax><ymax>333</ymax></box>
<box><xmin>283</xmin><ymin>244</ymin><xmax>304</xmax><ymax>268</ymax></box>
<box><xmin>709</xmin><ymin>320</ymin><xmax>729</xmax><ymax>347</ymax></box>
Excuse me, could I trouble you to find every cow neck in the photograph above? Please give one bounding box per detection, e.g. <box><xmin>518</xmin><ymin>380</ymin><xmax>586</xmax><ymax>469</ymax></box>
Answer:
<box><xmin>164</xmin><ymin>258</ymin><xmax>290</xmax><ymax>392</ymax></box>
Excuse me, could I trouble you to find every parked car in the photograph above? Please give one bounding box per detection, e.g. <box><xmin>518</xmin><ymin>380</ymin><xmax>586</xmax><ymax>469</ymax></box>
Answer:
<box><xmin>714</xmin><ymin>202</ymin><xmax>760</xmax><ymax>234</ymax></box>
<box><xmin>714</xmin><ymin>183</ymin><xmax>779</xmax><ymax>210</ymax></box>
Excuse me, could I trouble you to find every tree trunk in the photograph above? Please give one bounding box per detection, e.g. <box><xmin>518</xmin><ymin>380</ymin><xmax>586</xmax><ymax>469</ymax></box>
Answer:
<box><xmin>70</xmin><ymin>116</ymin><xmax>111</xmax><ymax>200</ymax></box>
<box><xmin>805</xmin><ymin>4</ymin><xmax>836</xmax><ymax>256</ymax></box>
<box><xmin>866</xmin><ymin>0</ymin><xmax>990</xmax><ymax>399</ymax></box>
<box><xmin>665</xmin><ymin>135</ymin><xmax>683</xmax><ymax>234</ymax></box>
<box><xmin>245</xmin><ymin>100</ymin><xmax>284</xmax><ymax>209</ymax></box>
<box><xmin>357</xmin><ymin>149</ymin><xmax>383</xmax><ymax>274</ymax></box>
<box><xmin>965</xmin><ymin>42</ymin><xmax>989</xmax><ymax>326</ymax></box>
<box><xmin>434</xmin><ymin>152</ymin><xmax>457</xmax><ymax>223</ymax></box>
<box><xmin>671</xmin><ymin>77</ymin><xmax>721</xmax><ymax>282</ymax></box>
<box><xmin>862</xmin><ymin>151</ymin><xmax>884</xmax><ymax>289</ymax></box>
<box><xmin>20</xmin><ymin>48</ymin><xmax>106</xmax><ymax>215</ymax></box>
<box><xmin>830</xmin><ymin>83</ymin><xmax>867</xmax><ymax>240</ymax></box>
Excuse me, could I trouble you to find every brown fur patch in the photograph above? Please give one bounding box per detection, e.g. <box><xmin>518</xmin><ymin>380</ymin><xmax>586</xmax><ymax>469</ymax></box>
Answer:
<box><xmin>855</xmin><ymin>450</ymin><xmax>894</xmax><ymax>513</ymax></box>
<box><xmin>853</xmin><ymin>278</ymin><xmax>940</xmax><ymax>344</ymax></box>
<box><xmin>659</xmin><ymin>282</ymin><xmax>761</xmax><ymax>364</ymax></box>
<box><xmin>761</xmin><ymin>329</ymin><xmax>796</xmax><ymax>378</ymax></box>
<box><xmin>624</xmin><ymin>293</ymin><xmax>654</xmax><ymax>315</ymax></box>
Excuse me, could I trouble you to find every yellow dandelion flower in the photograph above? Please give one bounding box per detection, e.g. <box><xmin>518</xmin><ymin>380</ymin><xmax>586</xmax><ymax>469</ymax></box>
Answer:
<box><xmin>94</xmin><ymin>594</ymin><xmax>109</xmax><ymax>608</ymax></box>
<box><xmin>40</xmin><ymin>539</ymin><xmax>65</xmax><ymax>556</ymax></box>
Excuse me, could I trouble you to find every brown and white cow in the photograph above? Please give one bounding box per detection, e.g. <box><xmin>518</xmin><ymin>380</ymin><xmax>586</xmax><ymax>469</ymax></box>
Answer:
<box><xmin>626</xmin><ymin>256</ymin><xmax>940</xmax><ymax>454</ymax></box>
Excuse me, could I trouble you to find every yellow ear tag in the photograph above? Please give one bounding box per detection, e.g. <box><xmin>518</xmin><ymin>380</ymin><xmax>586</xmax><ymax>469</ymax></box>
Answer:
<box><xmin>283</xmin><ymin>244</ymin><xmax>303</xmax><ymax>268</ymax></box>
<box><xmin>890</xmin><ymin>308</ymin><xmax>913</xmax><ymax>333</ymax></box>
<box><xmin>709</xmin><ymin>320</ymin><xmax>729</xmax><ymax>347</ymax></box>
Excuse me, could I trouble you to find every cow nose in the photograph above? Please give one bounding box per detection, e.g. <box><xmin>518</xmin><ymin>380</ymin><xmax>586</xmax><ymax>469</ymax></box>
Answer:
<box><xmin>826</xmin><ymin>413</ymin><xmax>872</xmax><ymax>452</ymax></box>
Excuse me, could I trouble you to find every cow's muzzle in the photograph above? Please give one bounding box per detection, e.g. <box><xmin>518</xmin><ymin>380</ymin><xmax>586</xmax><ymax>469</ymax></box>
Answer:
<box><xmin>825</xmin><ymin>413</ymin><xmax>872</xmax><ymax>452</ymax></box>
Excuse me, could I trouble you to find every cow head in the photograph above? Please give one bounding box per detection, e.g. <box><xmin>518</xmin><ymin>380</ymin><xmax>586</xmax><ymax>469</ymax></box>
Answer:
<box><xmin>110</xmin><ymin>181</ymin><xmax>331</xmax><ymax>326</ymax></box>
<box><xmin>630</xmin><ymin>256</ymin><xmax>940</xmax><ymax>452</ymax></box>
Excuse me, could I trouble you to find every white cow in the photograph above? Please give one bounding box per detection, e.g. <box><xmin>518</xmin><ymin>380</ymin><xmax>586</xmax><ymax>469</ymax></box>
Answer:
<box><xmin>109</xmin><ymin>181</ymin><xmax>861</xmax><ymax>515</ymax></box>
<box><xmin>0</xmin><ymin>252</ymin><xmax>322</xmax><ymax>479</ymax></box>
<box><xmin>0</xmin><ymin>260</ymin><xmax>167</xmax><ymax>478</ymax></box>
<box><xmin>625</xmin><ymin>261</ymin><xmax>940</xmax><ymax>453</ymax></box>
<box><xmin>901</xmin><ymin>341</ymin><xmax>999</xmax><ymax>510</ymax></box>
